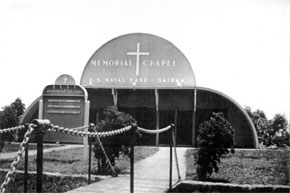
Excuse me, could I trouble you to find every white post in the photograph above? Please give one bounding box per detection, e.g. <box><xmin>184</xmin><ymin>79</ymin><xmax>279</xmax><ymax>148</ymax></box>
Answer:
<box><xmin>155</xmin><ymin>89</ymin><xmax>159</xmax><ymax>145</ymax></box>
<box><xmin>112</xmin><ymin>89</ymin><xmax>118</xmax><ymax>106</ymax></box>
<box><xmin>83</xmin><ymin>100</ymin><xmax>90</xmax><ymax>160</ymax></box>
<box><xmin>192</xmin><ymin>89</ymin><xmax>197</xmax><ymax>146</ymax></box>
<box><xmin>38</xmin><ymin>99</ymin><xmax>43</xmax><ymax>119</ymax></box>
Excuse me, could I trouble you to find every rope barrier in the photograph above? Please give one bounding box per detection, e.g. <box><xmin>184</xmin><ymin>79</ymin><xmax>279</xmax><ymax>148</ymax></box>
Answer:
<box><xmin>63</xmin><ymin>125</ymin><xmax>90</xmax><ymax>131</ymax></box>
<box><xmin>171</xmin><ymin>131</ymin><xmax>181</xmax><ymax>181</ymax></box>
<box><xmin>95</xmin><ymin>132</ymin><xmax>118</xmax><ymax>177</ymax></box>
<box><xmin>0</xmin><ymin>124</ymin><xmax>35</xmax><ymax>193</ymax></box>
<box><xmin>49</xmin><ymin>124</ymin><xmax>132</xmax><ymax>138</ymax></box>
<box><xmin>137</xmin><ymin>124</ymin><xmax>173</xmax><ymax>134</ymax></box>
<box><xmin>136</xmin><ymin>123</ymin><xmax>181</xmax><ymax>183</ymax></box>
<box><xmin>0</xmin><ymin>125</ymin><xmax>26</xmax><ymax>134</ymax></box>
<box><xmin>0</xmin><ymin>120</ymin><xmax>181</xmax><ymax>192</ymax></box>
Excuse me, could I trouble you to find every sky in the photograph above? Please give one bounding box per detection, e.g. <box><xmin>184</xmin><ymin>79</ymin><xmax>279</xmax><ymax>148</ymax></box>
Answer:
<box><xmin>0</xmin><ymin>0</ymin><xmax>289</xmax><ymax>120</ymax></box>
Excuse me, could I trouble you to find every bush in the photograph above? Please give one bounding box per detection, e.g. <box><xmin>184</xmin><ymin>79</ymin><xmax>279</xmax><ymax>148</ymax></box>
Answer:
<box><xmin>0</xmin><ymin>98</ymin><xmax>25</xmax><ymax>152</ymax></box>
<box><xmin>93</xmin><ymin>106</ymin><xmax>142</xmax><ymax>175</ymax></box>
<box><xmin>186</xmin><ymin>148</ymin><xmax>289</xmax><ymax>185</ymax></box>
<box><xmin>195</xmin><ymin>112</ymin><xmax>235</xmax><ymax>181</ymax></box>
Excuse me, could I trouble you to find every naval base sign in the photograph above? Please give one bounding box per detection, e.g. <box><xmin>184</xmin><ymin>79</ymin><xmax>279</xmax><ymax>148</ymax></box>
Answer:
<box><xmin>80</xmin><ymin>33</ymin><xmax>196</xmax><ymax>89</ymax></box>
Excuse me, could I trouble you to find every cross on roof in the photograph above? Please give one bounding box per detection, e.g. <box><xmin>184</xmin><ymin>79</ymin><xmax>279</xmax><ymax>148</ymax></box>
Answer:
<box><xmin>127</xmin><ymin>42</ymin><xmax>150</xmax><ymax>76</ymax></box>
<box><xmin>63</xmin><ymin>76</ymin><xmax>68</xmax><ymax>83</ymax></box>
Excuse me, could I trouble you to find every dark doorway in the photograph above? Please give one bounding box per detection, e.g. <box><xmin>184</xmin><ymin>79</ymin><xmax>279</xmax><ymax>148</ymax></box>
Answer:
<box><xmin>159</xmin><ymin>110</ymin><xmax>175</xmax><ymax>145</ymax></box>
<box><xmin>89</xmin><ymin>108</ymin><xmax>106</xmax><ymax>125</ymax></box>
<box><xmin>119</xmin><ymin>107</ymin><xmax>156</xmax><ymax>146</ymax></box>
<box><xmin>176</xmin><ymin>110</ymin><xmax>193</xmax><ymax>146</ymax></box>
<box><xmin>159</xmin><ymin>110</ymin><xmax>193</xmax><ymax>146</ymax></box>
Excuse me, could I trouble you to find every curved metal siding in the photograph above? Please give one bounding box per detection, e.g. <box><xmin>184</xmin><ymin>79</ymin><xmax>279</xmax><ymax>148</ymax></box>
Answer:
<box><xmin>196</xmin><ymin>87</ymin><xmax>258</xmax><ymax>148</ymax></box>
<box><xmin>20</xmin><ymin>96</ymin><xmax>41</xmax><ymax>124</ymax></box>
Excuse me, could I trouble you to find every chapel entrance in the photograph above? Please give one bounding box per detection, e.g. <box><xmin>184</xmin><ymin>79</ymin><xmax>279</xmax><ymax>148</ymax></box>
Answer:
<box><xmin>159</xmin><ymin>110</ymin><xmax>175</xmax><ymax>145</ymax></box>
<box><xmin>159</xmin><ymin>110</ymin><xmax>193</xmax><ymax>146</ymax></box>
<box><xmin>176</xmin><ymin>110</ymin><xmax>193</xmax><ymax>146</ymax></box>
<box><xmin>119</xmin><ymin>107</ymin><xmax>156</xmax><ymax>146</ymax></box>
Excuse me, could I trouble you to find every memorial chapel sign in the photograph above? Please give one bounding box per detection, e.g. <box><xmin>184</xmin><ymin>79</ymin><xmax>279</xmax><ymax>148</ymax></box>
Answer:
<box><xmin>80</xmin><ymin>33</ymin><xmax>196</xmax><ymax>88</ymax></box>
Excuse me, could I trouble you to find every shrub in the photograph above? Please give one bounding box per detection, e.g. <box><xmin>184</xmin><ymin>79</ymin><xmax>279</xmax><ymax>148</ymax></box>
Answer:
<box><xmin>93</xmin><ymin>106</ymin><xmax>142</xmax><ymax>175</ymax></box>
<box><xmin>195</xmin><ymin>112</ymin><xmax>235</xmax><ymax>181</ymax></box>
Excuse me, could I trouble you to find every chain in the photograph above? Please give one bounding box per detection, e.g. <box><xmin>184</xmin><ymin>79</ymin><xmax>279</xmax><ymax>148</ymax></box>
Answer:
<box><xmin>48</xmin><ymin>125</ymin><xmax>90</xmax><ymax>131</ymax></box>
<box><xmin>49</xmin><ymin>123</ymin><xmax>173</xmax><ymax>137</ymax></box>
<box><xmin>172</xmin><ymin>130</ymin><xmax>181</xmax><ymax>181</ymax></box>
<box><xmin>0</xmin><ymin>124</ymin><xmax>35</xmax><ymax>193</ymax></box>
<box><xmin>55</xmin><ymin>125</ymin><xmax>90</xmax><ymax>130</ymax></box>
<box><xmin>50</xmin><ymin>124</ymin><xmax>132</xmax><ymax>138</ymax></box>
<box><xmin>137</xmin><ymin>124</ymin><xmax>173</xmax><ymax>134</ymax></box>
<box><xmin>95</xmin><ymin>132</ymin><xmax>118</xmax><ymax>177</ymax></box>
<box><xmin>49</xmin><ymin>124</ymin><xmax>91</xmax><ymax>136</ymax></box>
<box><xmin>0</xmin><ymin>125</ymin><xmax>26</xmax><ymax>134</ymax></box>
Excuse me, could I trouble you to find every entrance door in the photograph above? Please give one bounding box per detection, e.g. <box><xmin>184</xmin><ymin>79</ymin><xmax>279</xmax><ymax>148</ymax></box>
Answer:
<box><xmin>159</xmin><ymin>110</ymin><xmax>193</xmax><ymax>146</ymax></box>
<box><xmin>176</xmin><ymin>110</ymin><xmax>193</xmax><ymax>146</ymax></box>
<box><xmin>119</xmin><ymin>107</ymin><xmax>156</xmax><ymax>146</ymax></box>
<box><xmin>159</xmin><ymin>110</ymin><xmax>175</xmax><ymax>145</ymax></box>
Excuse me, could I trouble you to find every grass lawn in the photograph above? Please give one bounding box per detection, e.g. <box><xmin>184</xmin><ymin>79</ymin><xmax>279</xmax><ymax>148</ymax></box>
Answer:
<box><xmin>0</xmin><ymin>172</ymin><xmax>92</xmax><ymax>193</ymax></box>
<box><xmin>0</xmin><ymin>145</ymin><xmax>159</xmax><ymax>175</ymax></box>
<box><xmin>0</xmin><ymin>145</ymin><xmax>159</xmax><ymax>193</ymax></box>
<box><xmin>185</xmin><ymin>148</ymin><xmax>289</xmax><ymax>185</ymax></box>
<box><xmin>1</xmin><ymin>142</ymin><xmax>63</xmax><ymax>153</ymax></box>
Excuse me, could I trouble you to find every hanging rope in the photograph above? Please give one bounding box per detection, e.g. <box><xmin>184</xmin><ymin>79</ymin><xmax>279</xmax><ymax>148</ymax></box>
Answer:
<box><xmin>172</xmin><ymin>130</ymin><xmax>181</xmax><ymax>181</ymax></box>
<box><xmin>49</xmin><ymin>124</ymin><xmax>132</xmax><ymax>138</ymax></box>
<box><xmin>0</xmin><ymin>120</ymin><xmax>180</xmax><ymax>192</ymax></box>
<box><xmin>0</xmin><ymin>124</ymin><xmax>35</xmax><ymax>193</ymax></box>
<box><xmin>95</xmin><ymin>132</ymin><xmax>118</xmax><ymax>177</ymax></box>
<box><xmin>57</xmin><ymin>125</ymin><xmax>90</xmax><ymax>131</ymax></box>
<box><xmin>136</xmin><ymin>123</ymin><xmax>181</xmax><ymax>182</ymax></box>
<box><xmin>137</xmin><ymin>124</ymin><xmax>174</xmax><ymax>134</ymax></box>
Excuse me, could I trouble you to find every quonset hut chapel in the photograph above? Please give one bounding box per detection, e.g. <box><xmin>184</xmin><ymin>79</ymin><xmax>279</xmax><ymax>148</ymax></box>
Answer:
<box><xmin>21</xmin><ymin>33</ymin><xmax>258</xmax><ymax>148</ymax></box>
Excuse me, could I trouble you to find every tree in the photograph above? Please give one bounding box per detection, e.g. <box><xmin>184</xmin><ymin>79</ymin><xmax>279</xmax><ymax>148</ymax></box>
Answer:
<box><xmin>244</xmin><ymin>106</ymin><xmax>272</xmax><ymax>146</ymax></box>
<box><xmin>93</xmin><ymin>106</ymin><xmax>141</xmax><ymax>175</ymax></box>
<box><xmin>272</xmin><ymin>114</ymin><xmax>288</xmax><ymax>133</ymax></box>
<box><xmin>195</xmin><ymin>112</ymin><xmax>235</xmax><ymax>181</ymax></box>
<box><xmin>271</xmin><ymin>114</ymin><xmax>289</xmax><ymax>147</ymax></box>
<box><xmin>0</xmin><ymin>98</ymin><xmax>25</xmax><ymax>152</ymax></box>
<box><xmin>245</xmin><ymin>107</ymin><xmax>289</xmax><ymax>147</ymax></box>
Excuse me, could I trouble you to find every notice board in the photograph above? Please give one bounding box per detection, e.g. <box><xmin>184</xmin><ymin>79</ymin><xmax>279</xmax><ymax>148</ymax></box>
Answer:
<box><xmin>40</xmin><ymin>84</ymin><xmax>89</xmax><ymax>144</ymax></box>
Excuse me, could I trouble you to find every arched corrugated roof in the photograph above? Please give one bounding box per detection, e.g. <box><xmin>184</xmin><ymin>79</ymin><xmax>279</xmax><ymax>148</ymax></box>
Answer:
<box><xmin>20</xmin><ymin>96</ymin><xmax>41</xmax><ymax>124</ymax></box>
<box><xmin>196</xmin><ymin>87</ymin><xmax>259</xmax><ymax>148</ymax></box>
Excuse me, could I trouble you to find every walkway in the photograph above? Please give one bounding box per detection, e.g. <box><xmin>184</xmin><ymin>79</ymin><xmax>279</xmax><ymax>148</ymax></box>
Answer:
<box><xmin>0</xmin><ymin>144</ymin><xmax>81</xmax><ymax>160</ymax></box>
<box><xmin>66</xmin><ymin>147</ymin><xmax>188</xmax><ymax>193</ymax></box>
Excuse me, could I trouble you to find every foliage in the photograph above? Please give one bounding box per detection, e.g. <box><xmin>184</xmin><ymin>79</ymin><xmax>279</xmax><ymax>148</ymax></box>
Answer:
<box><xmin>272</xmin><ymin>114</ymin><xmax>288</xmax><ymax>132</ymax></box>
<box><xmin>245</xmin><ymin>106</ymin><xmax>289</xmax><ymax>147</ymax></box>
<box><xmin>93</xmin><ymin>106</ymin><xmax>142</xmax><ymax>174</ymax></box>
<box><xmin>0</xmin><ymin>98</ymin><xmax>25</xmax><ymax>152</ymax></box>
<box><xmin>244</xmin><ymin>106</ymin><xmax>272</xmax><ymax>146</ymax></box>
<box><xmin>271</xmin><ymin>114</ymin><xmax>289</xmax><ymax>147</ymax></box>
<box><xmin>195</xmin><ymin>112</ymin><xmax>235</xmax><ymax>181</ymax></box>
<box><xmin>272</xmin><ymin>129</ymin><xmax>289</xmax><ymax>147</ymax></box>
<box><xmin>186</xmin><ymin>148</ymin><xmax>289</xmax><ymax>185</ymax></box>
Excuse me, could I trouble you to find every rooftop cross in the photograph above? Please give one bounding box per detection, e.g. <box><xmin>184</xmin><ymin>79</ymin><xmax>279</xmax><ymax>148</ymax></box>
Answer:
<box><xmin>127</xmin><ymin>42</ymin><xmax>150</xmax><ymax>76</ymax></box>
<box><xmin>63</xmin><ymin>76</ymin><xmax>68</xmax><ymax>83</ymax></box>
